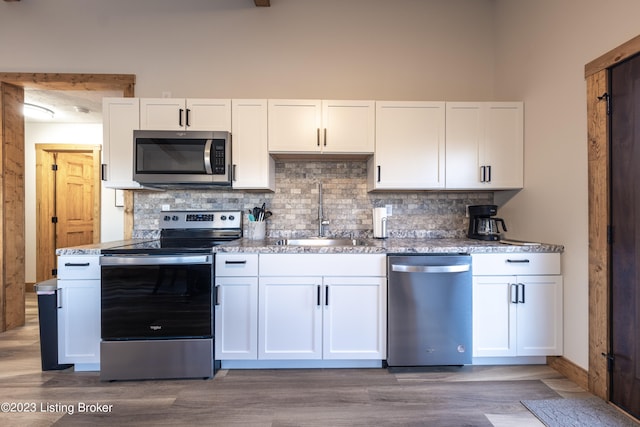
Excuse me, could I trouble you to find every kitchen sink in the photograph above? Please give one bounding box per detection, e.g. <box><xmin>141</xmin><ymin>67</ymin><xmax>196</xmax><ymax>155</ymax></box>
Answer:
<box><xmin>275</xmin><ymin>238</ymin><xmax>369</xmax><ymax>247</ymax></box>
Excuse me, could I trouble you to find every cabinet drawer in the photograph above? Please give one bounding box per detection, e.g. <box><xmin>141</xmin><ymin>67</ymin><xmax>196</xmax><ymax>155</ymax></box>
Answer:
<box><xmin>259</xmin><ymin>254</ymin><xmax>386</xmax><ymax>277</ymax></box>
<box><xmin>216</xmin><ymin>254</ymin><xmax>259</xmax><ymax>276</ymax></box>
<box><xmin>57</xmin><ymin>255</ymin><xmax>101</xmax><ymax>280</ymax></box>
<box><xmin>471</xmin><ymin>253</ymin><xmax>560</xmax><ymax>276</ymax></box>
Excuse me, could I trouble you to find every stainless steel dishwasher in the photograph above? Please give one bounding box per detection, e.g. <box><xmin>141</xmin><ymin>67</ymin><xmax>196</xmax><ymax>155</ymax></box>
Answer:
<box><xmin>387</xmin><ymin>254</ymin><xmax>472</xmax><ymax>367</ymax></box>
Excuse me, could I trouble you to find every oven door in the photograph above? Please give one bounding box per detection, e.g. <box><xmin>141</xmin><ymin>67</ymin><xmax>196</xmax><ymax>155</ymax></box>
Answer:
<box><xmin>100</xmin><ymin>254</ymin><xmax>213</xmax><ymax>341</ymax></box>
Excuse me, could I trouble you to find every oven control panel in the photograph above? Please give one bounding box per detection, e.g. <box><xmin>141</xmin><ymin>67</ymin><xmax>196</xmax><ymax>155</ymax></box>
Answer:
<box><xmin>160</xmin><ymin>210</ymin><xmax>242</xmax><ymax>229</ymax></box>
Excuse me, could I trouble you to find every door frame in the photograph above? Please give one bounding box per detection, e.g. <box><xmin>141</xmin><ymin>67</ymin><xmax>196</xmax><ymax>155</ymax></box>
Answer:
<box><xmin>35</xmin><ymin>144</ymin><xmax>102</xmax><ymax>283</ymax></box>
<box><xmin>0</xmin><ymin>73</ymin><xmax>135</xmax><ymax>329</ymax></box>
<box><xmin>583</xmin><ymin>34</ymin><xmax>640</xmax><ymax>400</ymax></box>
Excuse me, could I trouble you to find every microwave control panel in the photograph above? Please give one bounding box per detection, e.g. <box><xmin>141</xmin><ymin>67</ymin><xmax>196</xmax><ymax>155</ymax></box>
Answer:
<box><xmin>212</xmin><ymin>141</ymin><xmax>226</xmax><ymax>175</ymax></box>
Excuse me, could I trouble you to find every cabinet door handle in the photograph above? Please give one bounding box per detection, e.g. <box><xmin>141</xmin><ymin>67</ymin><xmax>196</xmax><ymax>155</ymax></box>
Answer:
<box><xmin>506</xmin><ymin>259</ymin><xmax>530</xmax><ymax>263</ymax></box>
<box><xmin>518</xmin><ymin>283</ymin><xmax>525</xmax><ymax>304</ymax></box>
<box><xmin>232</xmin><ymin>164</ymin><xmax>237</xmax><ymax>181</ymax></box>
<box><xmin>317</xmin><ymin>285</ymin><xmax>321</xmax><ymax>306</ymax></box>
<box><xmin>179</xmin><ymin>108</ymin><xmax>184</xmax><ymax>127</ymax></box>
<box><xmin>480</xmin><ymin>166</ymin><xmax>486</xmax><ymax>182</ymax></box>
<box><xmin>64</xmin><ymin>262</ymin><xmax>90</xmax><ymax>267</ymax></box>
<box><xmin>510</xmin><ymin>283</ymin><xmax>518</xmax><ymax>304</ymax></box>
<box><xmin>325</xmin><ymin>285</ymin><xmax>329</xmax><ymax>306</ymax></box>
<box><xmin>101</xmin><ymin>164</ymin><xmax>107</xmax><ymax>181</ymax></box>
<box><xmin>377</xmin><ymin>165</ymin><xmax>381</xmax><ymax>183</ymax></box>
<box><xmin>225</xmin><ymin>260</ymin><xmax>247</xmax><ymax>265</ymax></box>
<box><xmin>324</xmin><ymin>128</ymin><xmax>327</xmax><ymax>147</ymax></box>
<box><xmin>317</xmin><ymin>128</ymin><xmax>320</xmax><ymax>147</ymax></box>
<box><xmin>57</xmin><ymin>288</ymin><xmax>62</xmax><ymax>309</ymax></box>
<box><xmin>486</xmin><ymin>165</ymin><xmax>492</xmax><ymax>183</ymax></box>
<box><xmin>186</xmin><ymin>108</ymin><xmax>191</xmax><ymax>127</ymax></box>
<box><xmin>215</xmin><ymin>285</ymin><xmax>221</xmax><ymax>306</ymax></box>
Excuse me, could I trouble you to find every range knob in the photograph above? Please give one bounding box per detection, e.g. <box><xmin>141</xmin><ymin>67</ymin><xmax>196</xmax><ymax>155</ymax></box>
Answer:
<box><xmin>172</xmin><ymin>215</ymin><xmax>179</xmax><ymax>221</ymax></box>
<box><xmin>220</xmin><ymin>215</ymin><xmax>227</xmax><ymax>221</ymax></box>
<box><xmin>229</xmin><ymin>215</ymin><xmax>235</xmax><ymax>221</ymax></box>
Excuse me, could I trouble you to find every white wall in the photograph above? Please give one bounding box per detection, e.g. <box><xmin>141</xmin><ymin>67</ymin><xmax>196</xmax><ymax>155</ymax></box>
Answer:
<box><xmin>24</xmin><ymin>123</ymin><xmax>124</xmax><ymax>283</ymax></box>
<box><xmin>0</xmin><ymin>0</ymin><xmax>495</xmax><ymax>100</ymax></box>
<box><xmin>493</xmin><ymin>0</ymin><xmax>640</xmax><ymax>369</ymax></box>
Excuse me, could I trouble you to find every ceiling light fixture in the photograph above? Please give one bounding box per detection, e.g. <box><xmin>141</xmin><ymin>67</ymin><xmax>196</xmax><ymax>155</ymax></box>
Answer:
<box><xmin>23</xmin><ymin>103</ymin><xmax>55</xmax><ymax>120</ymax></box>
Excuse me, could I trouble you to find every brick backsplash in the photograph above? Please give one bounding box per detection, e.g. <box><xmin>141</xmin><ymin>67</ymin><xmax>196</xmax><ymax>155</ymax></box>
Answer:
<box><xmin>133</xmin><ymin>160</ymin><xmax>493</xmax><ymax>239</ymax></box>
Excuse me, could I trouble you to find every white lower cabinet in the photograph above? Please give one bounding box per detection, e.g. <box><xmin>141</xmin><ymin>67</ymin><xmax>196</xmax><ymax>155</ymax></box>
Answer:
<box><xmin>56</xmin><ymin>255</ymin><xmax>101</xmax><ymax>369</ymax></box>
<box><xmin>258</xmin><ymin>275</ymin><xmax>386</xmax><ymax>360</ymax></box>
<box><xmin>259</xmin><ymin>276</ymin><xmax>322</xmax><ymax>360</ymax></box>
<box><xmin>216</xmin><ymin>253</ymin><xmax>387</xmax><ymax>364</ymax></box>
<box><xmin>322</xmin><ymin>276</ymin><xmax>386</xmax><ymax>360</ymax></box>
<box><xmin>215</xmin><ymin>276</ymin><xmax>258</xmax><ymax>360</ymax></box>
<box><xmin>472</xmin><ymin>253</ymin><xmax>563</xmax><ymax>360</ymax></box>
<box><xmin>215</xmin><ymin>254</ymin><xmax>259</xmax><ymax>360</ymax></box>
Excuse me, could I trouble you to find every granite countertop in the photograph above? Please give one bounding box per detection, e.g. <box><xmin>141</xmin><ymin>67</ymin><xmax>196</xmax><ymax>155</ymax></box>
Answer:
<box><xmin>215</xmin><ymin>237</ymin><xmax>564</xmax><ymax>254</ymax></box>
<box><xmin>57</xmin><ymin>237</ymin><xmax>563</xmax><ymax>256</ymax></box>
<box><xmin>56</xmin><ymin>239</ymin><xmax>156</xmax><ymax>255</ymax></box>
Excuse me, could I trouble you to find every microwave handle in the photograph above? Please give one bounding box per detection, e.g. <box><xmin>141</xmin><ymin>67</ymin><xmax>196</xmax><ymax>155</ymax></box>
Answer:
<box><xmin>204</xmin><ymin>139</ymin><xmax>213</xmax><ymax>174</ymax></box>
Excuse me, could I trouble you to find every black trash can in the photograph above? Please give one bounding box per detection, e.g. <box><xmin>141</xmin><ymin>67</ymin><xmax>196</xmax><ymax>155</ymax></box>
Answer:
<box><xmin>34</xmin><ymin>279</ymin><xmax>72</xmax><ymax>371</ymax></box>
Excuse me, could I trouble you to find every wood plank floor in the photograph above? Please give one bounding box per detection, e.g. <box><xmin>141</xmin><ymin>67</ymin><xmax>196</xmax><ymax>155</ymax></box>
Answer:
<box><xmin>0</xmin><ymin>293</ymin><xmax>592</xmax><ymax>426</ymax></box>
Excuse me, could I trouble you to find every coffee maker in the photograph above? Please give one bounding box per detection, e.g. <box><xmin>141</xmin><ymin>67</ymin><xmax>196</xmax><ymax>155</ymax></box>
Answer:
<box><xmin>467</xmin><ymin>205</ymin><xmax>508</xmax><ymax>241</ymax></box>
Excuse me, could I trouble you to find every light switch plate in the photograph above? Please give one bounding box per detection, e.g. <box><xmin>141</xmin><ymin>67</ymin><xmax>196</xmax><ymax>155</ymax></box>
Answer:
<box><xmin>161</xmin><ymin>204</ymin><xmax>170</xmax><ymax>211</ymax></box>
<box><xmin>385</xmin><ymin>204</ymin><xmax>393</xmax><ymax>216</ymax></box>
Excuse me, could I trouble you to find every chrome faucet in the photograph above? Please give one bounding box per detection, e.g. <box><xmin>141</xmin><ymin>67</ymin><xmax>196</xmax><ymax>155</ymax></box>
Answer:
<box><xmin>318</xmin><ymin>182</ymin><xmax>330</xmax><ymax>237</ymax></box>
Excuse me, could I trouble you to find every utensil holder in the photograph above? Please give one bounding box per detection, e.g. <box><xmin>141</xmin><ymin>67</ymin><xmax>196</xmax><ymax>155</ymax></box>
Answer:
<box><xmin>247</xmin><ymin>221</ymin><xmax>266</xmax><ymax>240</ymax></box>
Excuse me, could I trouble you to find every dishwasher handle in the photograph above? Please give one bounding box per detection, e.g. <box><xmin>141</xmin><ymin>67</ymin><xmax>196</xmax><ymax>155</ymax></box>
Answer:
<box><xmin>391</xmin><ymin>264</ymin><xmax>470</xmax><ymax>274</ymax></box>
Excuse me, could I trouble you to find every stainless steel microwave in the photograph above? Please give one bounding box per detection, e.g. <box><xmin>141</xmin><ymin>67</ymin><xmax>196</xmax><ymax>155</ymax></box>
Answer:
<box><xmin>133</xmin><ymin>130</ymin><xmax>231</xmax><ymax>186</ymax></box>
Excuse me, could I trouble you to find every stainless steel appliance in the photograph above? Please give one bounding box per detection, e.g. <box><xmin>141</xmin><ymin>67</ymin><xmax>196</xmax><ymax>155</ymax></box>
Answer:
<box><xmin>387</xmin><ymin>254</ymin><xmax>472</xmax><ymax>366</ymax></box>
<box><xmin>99</xmin><ymin>210</ymin><xmax>242</xmax><ymax>381</ymax></box>
<box><xmin>133</xmin><ymin>130</ymin><xmax>232</xmax><ymax>186</ymax></box>
<box><xmin>467</xmin><ymin>204</ymin><xmax>508</xmax><ymax>241</ymax></box>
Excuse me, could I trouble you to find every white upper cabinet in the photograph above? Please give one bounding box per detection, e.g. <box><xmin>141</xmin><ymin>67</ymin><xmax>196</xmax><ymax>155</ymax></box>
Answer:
<box><xmin>231</xmin><ymin>100</ymin><xmax>275</xmax><ymax>191</ymax></box>
<box><xmin>140</xmin><ymin>98</ymin><xmax>231</xmax><ymax>131</ymax></box>
<box><xmin>268</xmin><ymin>99</ymin><xmax>375</xmax><ymax>154</ymax></box>
<box><xmin>368</xmin><ymin>101</ymin><xmax>445</xmax><ymax>190</ymax></box>
<box><xmin>102</xmin><ymin>97</ymin><xmax>142</xmax><ymax>189</ymax></box>
<box><xmin>445</xmin><ymin>102</ymin><xmax>523</xmax><ymax>189</ymax></box>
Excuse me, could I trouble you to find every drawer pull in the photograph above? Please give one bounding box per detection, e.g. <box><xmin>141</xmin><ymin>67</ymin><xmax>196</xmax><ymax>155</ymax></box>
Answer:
<box><xmin>64</xmin><ymin>262</ymin><xmax>91</xmax><ymax>267</ymax></box>
<box><xmin>506</xmin><ymin>259</ymin><xmax>530</xmax><ymax>263</ymax></box>
<box><xmin>225</xmin><ymin>260</ymin><xmax>247</xmax><ymax>265</ymax></box>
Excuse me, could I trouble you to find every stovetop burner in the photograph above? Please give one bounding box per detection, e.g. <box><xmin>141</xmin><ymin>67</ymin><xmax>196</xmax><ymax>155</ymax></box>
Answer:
<box><xmin>102</xmin><ymin>210</ymin><xmax>243</xmax><ymax>255</ymax></box>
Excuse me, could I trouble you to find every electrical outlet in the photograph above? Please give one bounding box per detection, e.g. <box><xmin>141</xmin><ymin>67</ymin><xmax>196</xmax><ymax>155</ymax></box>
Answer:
<box><xmin>385</xmin><ymin>204</ymin><xmax>393</xmax><ymax>216</ymax></box>
<box><xmin>162</xmin><ymin>204</ymin><xmax>170</xmax><ymax>211</ymax></box>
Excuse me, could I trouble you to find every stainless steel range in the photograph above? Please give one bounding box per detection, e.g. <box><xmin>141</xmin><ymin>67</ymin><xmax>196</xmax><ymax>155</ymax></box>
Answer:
<box><xmin>99</xmin><ymin>210</ymin><xmax>242</xmax><ymax>381</ymax></box>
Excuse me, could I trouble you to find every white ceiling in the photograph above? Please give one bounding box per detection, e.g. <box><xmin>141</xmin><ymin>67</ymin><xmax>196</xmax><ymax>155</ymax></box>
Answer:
<box><xmin>23</xmin><ymin>88</ymin><xmax>120</xmax><ymax>124</ymax></box>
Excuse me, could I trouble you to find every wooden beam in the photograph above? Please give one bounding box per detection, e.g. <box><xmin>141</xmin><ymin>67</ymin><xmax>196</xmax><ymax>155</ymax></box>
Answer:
<box><xmin>0</xmin><ymin>73</ymin><xmax>135</xmax><ymax>92</ymax></box>
<box><xmin>585</xmin><ymin>33</ymin><xmax>640</xmax><ymax>77</ymax></box>
<box><xmin>254</xmin><ymin>0</ymin><xmax>270</xmax><ymax>7</ymax></box>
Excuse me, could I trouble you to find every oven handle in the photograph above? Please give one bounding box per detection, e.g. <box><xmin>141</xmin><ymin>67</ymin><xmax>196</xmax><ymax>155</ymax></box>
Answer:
<box><xmin>100</xmin><ymin>255</ymin><xmax>213</xmax><ymax>266</ymax></box>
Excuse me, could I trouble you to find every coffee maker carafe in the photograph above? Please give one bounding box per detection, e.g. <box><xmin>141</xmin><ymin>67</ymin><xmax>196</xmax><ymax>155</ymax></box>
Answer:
<box><xmin>467</xmin><ymin>205</ymin><xmax>508</xmax><ymax>241</ymax></box>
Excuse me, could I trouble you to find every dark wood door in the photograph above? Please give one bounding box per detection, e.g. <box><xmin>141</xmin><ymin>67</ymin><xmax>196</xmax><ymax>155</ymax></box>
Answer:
<box><xmin>610</xmin><ymin>54</ymin><xmax>640</xmax><ymax>418</ymax></box>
